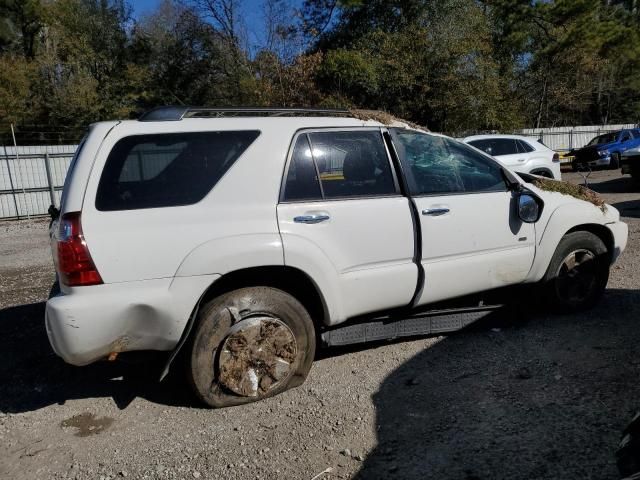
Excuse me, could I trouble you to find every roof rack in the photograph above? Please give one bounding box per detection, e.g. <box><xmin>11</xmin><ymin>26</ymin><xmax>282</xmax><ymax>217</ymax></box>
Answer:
<box><xmin>138</xmin><ymin>106</ymin><xmax>351</xmax><ymax>122</ymax></box>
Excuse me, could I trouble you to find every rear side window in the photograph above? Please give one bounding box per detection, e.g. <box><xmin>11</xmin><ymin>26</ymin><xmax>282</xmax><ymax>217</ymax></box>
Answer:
<box><xmin>282</xmin><ymin>135</ymin><xmax>322</xmax><ymax>201</ymax></box>
<box><xmin>517</xmin><ymin>139</ymin><xmax>535</xmax><ymax>153</ymax></box>
<box><xmin>282</xmin><ymin>130</ymin><xmax>397</xmax><ymax>201</ymax></box>
<box><xmin>96</xmin><ymin>131</ymin><xmax>259</xmax><ymax>211</ymax></box>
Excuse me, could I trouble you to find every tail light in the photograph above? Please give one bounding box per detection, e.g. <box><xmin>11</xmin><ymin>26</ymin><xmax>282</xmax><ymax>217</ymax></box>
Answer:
<box><xmin>552</xmin><ymin>153</ymin><xmax>560</xmax><ymax>163</ymax></box>
<box><xmin>56</xmin><ymin>212</ymin><xmax>103</xmax><ymax>287</ymax></box>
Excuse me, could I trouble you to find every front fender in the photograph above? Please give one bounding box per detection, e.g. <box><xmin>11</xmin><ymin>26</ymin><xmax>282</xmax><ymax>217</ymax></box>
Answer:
<box><xmin>527</xmin><ymin>202</ymin><xmax>614</xmax><ymax>282</ymax></box>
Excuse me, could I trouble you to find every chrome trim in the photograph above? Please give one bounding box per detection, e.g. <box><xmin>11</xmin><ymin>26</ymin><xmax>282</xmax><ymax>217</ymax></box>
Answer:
<box><xmin>422</xmin><ymin>208</ymin><xmax>450</xmax><ymax>216</ymax></box>
<box><xmin>294</xmin><ymin>214</ymin><xmax>330</xmax><ymax>224</ymax></box>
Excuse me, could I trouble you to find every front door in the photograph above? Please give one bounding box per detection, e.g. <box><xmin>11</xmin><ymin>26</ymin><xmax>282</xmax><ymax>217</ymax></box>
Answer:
<box><xmin>389</xmin><ymin>130</ymin><xmax>535</xmax><ymax>305</ymax></box>
<box><xmin>277</xmin><ymin>128</ymin><xmax>418</xmax><ymax>321</ymax></box>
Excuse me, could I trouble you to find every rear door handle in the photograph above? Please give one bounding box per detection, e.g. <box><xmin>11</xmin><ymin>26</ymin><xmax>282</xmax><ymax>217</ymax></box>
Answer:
<box><xmin>294</xmin><ymin>214</ymin><xmax>330</xmax><ymax>224</ymax></box>
<box><xmin>422</xmin><ymin>208</ymin><xmax>450</xmax><ymax>216</ymax></box>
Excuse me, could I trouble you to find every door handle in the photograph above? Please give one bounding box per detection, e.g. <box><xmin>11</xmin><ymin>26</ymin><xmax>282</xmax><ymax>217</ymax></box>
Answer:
<box><xmin>294</xmin><ymin>214</ymin><xmax>330</xmax><ymax>224</ymax></box>
<box><xmin>517</xmin><ymin>158</ymin><xmax>526</xmax><ymax>162</ymax></box>
<box><xmin>422</xmin><ymin>208</ymin><xmax>450</xmax><ymax>216</ymax></box>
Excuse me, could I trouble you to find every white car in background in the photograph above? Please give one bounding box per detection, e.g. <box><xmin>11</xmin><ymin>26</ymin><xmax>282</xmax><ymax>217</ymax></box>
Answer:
<box><xmin>463</xmin><ymin>134</ymin><xmax>561</xmax><ymax>180</ymax></box>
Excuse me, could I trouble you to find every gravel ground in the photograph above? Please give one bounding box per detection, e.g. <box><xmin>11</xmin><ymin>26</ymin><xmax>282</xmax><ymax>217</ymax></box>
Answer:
<box><xmin>0</xmin><ymin>170</ymin><xmax>638</xmax><ymax>480</ymax></box>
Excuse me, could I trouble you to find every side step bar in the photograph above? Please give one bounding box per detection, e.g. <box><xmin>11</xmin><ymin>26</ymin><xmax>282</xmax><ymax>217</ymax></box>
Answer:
<box><xmin>321</xmin><ymin>305</ymin><xmax>503</xmax><ymax>347</ymax></box>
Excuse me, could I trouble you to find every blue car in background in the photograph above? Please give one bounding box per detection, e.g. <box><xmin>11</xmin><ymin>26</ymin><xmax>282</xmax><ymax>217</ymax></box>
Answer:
<box><xmin>571</xmin><ymin>128</ymin><xmax>640</xmax><ymax>171</ymax></box>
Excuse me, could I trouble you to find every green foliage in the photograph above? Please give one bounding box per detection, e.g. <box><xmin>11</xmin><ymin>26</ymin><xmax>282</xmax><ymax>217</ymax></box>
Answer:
<box><xmin>0</xmin><ymin>0</ymin><xmax>638</xmax><ymax>143</ymax></box>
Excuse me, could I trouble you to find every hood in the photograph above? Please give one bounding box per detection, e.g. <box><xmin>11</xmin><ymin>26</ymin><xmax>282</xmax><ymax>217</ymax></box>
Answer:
<box><xmin>573</xmin><ymin>142</ymin><xmax>616</xmax><ymax>154</ymax></box>
<box><xmin>516</xmin><ymin>172</ymin><xmax>618</xmax><ymax>222</ymax></box>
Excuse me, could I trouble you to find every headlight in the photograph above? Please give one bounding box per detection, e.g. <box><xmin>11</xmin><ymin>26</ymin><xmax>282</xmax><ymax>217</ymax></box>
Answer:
<box><xmin>598</xmin><ymin>149</ymin><xmax>609</xmax><ymax>156</ymax></box>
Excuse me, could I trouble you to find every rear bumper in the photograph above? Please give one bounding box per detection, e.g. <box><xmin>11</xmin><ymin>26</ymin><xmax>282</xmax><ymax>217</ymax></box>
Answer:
<box><xmin>606</xmin><ymin>221</ymin><xmax>628</xmax><ymax>264</ymax></box>
<box><xmin>45</xmin><ymin>274</ymin><xmax>219</xmax><ymax>366</ymax></box>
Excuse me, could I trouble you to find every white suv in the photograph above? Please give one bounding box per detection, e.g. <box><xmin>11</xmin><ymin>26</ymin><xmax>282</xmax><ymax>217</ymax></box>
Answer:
<box><xmin>46</xmin><ymin>107</ymin><xmax>627</xmax><ymax>408</ymax></box>
<box><xmin>463</xmin><ymin>134</ymin><xmax>561</xmax><ymax>180</ymax></box>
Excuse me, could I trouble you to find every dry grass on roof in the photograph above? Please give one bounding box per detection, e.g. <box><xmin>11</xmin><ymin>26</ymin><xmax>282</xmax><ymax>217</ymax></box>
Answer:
<box><xmin>348</xmin><ymin>109</ymin><xmax>429</xmax><ymax>132</ymax></box>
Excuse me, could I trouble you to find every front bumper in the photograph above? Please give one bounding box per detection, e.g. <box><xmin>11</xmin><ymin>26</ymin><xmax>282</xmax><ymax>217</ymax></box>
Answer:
<box><xmin>586</xmin><ymin>155</ymin><xmax>611</xmax><ymax>167</ymax></box>
<box><xmin>606</xmin><ymin>221</ymin><xmax>628</xmax><ymax>264</ymax></box>
<box><xmin>45</xmin><ymin>274</ymin><xmax>219</xmax><ymax>366</ymax></box>
<box><xmin>621</xmin><ymin>154</ymin><xmax>640</xmax><ymax>175</ymax></box>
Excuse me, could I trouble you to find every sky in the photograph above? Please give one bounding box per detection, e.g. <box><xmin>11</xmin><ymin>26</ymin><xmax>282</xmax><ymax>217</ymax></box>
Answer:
<box><xmin>128</xmin><ymin>0</ymin><xmax>300</xmax><ymax>51</ymax></box>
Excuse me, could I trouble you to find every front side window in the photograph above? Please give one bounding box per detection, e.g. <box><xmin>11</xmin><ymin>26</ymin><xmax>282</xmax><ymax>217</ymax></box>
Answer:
<box><xmin>391</xmin><ymin>129</ymin><xmax>507</xmax><ymax>195</ymax></box>
<box><xmin>588</xmin><ymin>132</ymin><xmax>618</xmax><ymax>146</ymax></box>
<box><xmin>96</xmin><ymin>131</ymin><xmax>260</xmax><ymax>211</ymax></box>
<box><xmin>282</xmin><ymin>130</ymin><xmax>397</xmax><ymax>201</ymax></box>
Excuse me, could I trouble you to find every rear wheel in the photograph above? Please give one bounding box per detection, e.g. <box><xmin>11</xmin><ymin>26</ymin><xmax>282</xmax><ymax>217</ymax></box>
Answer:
<box><xmin>188</xmin><ymin>287</ymin><xmax>316</xmax><ymax>408</ymax></box>
<box><xmin>542</xmin><ymin>231</ymin><xmax>609</xmax><ymax>312</ymax></box>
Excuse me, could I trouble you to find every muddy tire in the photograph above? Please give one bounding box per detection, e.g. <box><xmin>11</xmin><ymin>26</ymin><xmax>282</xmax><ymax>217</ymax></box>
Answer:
<box><xmin>188</xmin><ymin>287</ymin><xmax>316</xmax><ymax>408</ymax></box>
<box><xmin>542</xmin><ymin>231</ymin><xmax>609</xmax><ymax>313</ymax></box>
<box><xmin>617</xmin><ymin>412</ymin><xmax>640</xmax><ymax>479</ymax></box>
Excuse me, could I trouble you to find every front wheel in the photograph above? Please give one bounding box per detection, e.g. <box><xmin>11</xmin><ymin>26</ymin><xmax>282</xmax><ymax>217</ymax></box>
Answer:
<box><xmin>542</xmin><ymin>231</ymin><xmax>609</xmax><ymax>312</ymax></box>
<box><xmin>188</xmin><ymin>287</ymin><xmax>316</xmax><ymax>408</ymax></box>
<box><xmin>610</xmin><ymin>152</ymin><xmax>620</xmax><ymax>170</ymax></box>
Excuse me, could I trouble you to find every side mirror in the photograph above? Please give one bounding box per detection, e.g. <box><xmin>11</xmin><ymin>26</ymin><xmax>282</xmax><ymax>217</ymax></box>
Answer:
<box><xmin>518</xmin><ymin>192</ymin><xmax>543</xmax><ymax>223</ymax></box>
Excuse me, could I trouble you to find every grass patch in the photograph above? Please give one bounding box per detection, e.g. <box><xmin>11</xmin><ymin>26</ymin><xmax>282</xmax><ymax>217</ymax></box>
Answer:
<box><xmin>532</xmin><ymin>177</ymin><xmax>607</xmax><ymax>212</ymax></box>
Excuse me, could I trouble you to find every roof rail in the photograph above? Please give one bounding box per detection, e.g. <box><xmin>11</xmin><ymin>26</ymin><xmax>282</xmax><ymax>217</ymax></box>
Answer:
<box><xmin>138</xmin><ymin>106</ymin><xmax>351</xmax><ymax>122</ymax></box>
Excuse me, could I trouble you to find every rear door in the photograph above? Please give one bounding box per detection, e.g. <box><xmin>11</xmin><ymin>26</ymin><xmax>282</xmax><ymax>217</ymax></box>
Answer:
<box><xmin>390</xmin><ymin>130</ymin><xmax>535</xmax><ymax>305</ymax></box>
<box><xmin>277</xmin><ymin>128</ymin><xmax>418</xmax><ymax>320</ymax></box>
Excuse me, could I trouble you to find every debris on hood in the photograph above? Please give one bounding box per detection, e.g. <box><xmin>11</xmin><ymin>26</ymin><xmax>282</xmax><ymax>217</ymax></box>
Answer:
<box><xmin>532</xmin><ymin>177</ymin><xmax>607</xmax><ymax>212</ymax></box>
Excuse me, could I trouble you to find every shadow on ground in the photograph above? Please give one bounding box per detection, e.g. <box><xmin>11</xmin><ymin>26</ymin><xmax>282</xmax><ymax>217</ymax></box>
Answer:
<box><xmin>612</xmin><ymin>199</ymin><xmax>640</xmax><ymax>219</ymax></box>
<box><xmin>353</xmin><ymin>288</ymin><xmax>640</xmax><ymax>480</ymax></box>
<box><xmin>0</xmin><ymin>302</ymin><xmax>196</xmax><ymax>413</ymax></box>
<box><xmin>584</xmin><ymin>175</ymin><xmax>638</xmax><ymax>194</ymax></box>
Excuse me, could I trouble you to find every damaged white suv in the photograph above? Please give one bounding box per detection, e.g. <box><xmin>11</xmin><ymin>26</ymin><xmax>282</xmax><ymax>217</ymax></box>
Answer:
<box><xmin>47</xmin><ymin>107</ymin><xmax>628</xmax><ymax>408</ymax></box>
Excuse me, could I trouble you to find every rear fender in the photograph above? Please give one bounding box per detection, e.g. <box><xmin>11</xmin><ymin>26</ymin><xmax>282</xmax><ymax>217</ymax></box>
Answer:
<box><xmin>174</xmin><ymin>234</ymin><xmax>284</xmax><ymax>277</ymax></box>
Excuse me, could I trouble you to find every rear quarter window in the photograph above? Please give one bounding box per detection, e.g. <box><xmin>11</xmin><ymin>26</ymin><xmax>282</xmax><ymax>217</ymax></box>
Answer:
<box><xmin>95</xmin><ymin>131</ymin><xmax>260</xmax><ymax>211</ymax></box>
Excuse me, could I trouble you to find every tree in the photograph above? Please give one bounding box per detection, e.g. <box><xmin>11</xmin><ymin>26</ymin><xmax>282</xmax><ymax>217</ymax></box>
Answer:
<box><xmin>0</xmin><ymin>0</ymin><xmax>44</xmax><ymax>58</ymax></box>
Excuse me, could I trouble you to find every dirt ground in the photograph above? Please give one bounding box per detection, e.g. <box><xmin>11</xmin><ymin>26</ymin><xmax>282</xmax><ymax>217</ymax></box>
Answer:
<box><xmin>1</xmin><ymin>169</ymin><xmax>639</xmax><ymax>480</ymax></box>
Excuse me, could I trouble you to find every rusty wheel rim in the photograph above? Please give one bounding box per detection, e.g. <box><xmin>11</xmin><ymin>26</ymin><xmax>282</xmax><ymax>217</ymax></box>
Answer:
<box><xmin>555</xmin><ymin>249</ymin><xmax>597</xmax><ymax>305</ymax></box>
<box><xmin>218</xmin><ymin>316</ymin><xmax>297</xmax><ymax>398</ymax></box>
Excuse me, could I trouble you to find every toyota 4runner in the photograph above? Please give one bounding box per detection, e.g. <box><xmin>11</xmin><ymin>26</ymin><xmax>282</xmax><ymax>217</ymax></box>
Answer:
<box><xmin>46</xmin><ymin>107</ymin><xmax>628</xmax><ymax>407</ymax></box>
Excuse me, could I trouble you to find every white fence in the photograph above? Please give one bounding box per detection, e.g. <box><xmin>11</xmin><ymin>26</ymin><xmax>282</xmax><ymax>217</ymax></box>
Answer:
<box><xmin>1</xmin><ymin>125</ymin><xmax>638</xmax><ymax>219</ymax></box>
<box><xmin>515</xmin><ymin>124</ymin><xmax>638</xmax><ymax>152</ymax></box>
<box><xmin>0</xmin><ymin>145</ymin><xmax>77</xmax><ymax>219</ymax></box>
